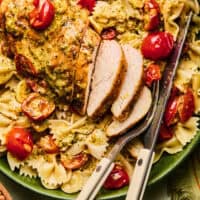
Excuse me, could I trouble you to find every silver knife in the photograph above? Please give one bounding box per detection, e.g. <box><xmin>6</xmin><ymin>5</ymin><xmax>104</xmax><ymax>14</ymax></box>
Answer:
<box><xmin>126</xmin><ymin>11</ymin><xmax>193</xmax><ymax>200</ymax></box>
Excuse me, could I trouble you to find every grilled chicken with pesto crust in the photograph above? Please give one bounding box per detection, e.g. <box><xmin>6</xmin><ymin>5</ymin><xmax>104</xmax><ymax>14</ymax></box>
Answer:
<box><xmin>87</xmin><ymin>40</ymin><xmax>127</xmax><ymax>118</ymax></box>
<box><xmin>0</xmin><ymin>0</ymin><xmax>89</xmax><ymax>102</ymax></box>
<box><xmin>107</xmin><ymin>86</ymin><xmax>152</xmax><ymax>137</ymax></box>
<box><xmin>111</xmin><ymin>45</ymin><xmax>143</xmax><ymax>120</ymax></box>
<box><xmin>72</xmin><ymin>28</ymin><xmax>101</xmax><ymax>115</ymax></box>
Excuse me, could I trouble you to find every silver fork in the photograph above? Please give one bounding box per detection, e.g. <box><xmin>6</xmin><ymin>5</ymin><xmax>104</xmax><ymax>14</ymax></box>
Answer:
<box><xmin>76</xmin><ymin>81</ymin><xmax>160</xmax><ymax>200</ymax></box>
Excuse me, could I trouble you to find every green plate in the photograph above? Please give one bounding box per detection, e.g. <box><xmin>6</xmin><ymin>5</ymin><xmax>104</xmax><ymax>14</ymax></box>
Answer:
<box><xmin>0</xmin><ymin>131</ymin><xmax>200</xmax><ymax>200</ymax></box>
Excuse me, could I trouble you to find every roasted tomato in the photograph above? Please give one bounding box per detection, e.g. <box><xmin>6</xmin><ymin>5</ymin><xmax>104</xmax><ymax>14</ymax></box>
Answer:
<box><xmin>78</xmin><ymin>0</ymin><xmax>96</xmax><ymax>12</ymax></box>
<box><xmin>26</xmin><ymin>79</ymin><xmax>47</xmax><ymax>94</ymax></box>
<box><xmin>144</xmin><ymin>0</ymin><xmax>160</xmax><ymax>31</ymax></box>
<box><xmin>22</xmin><ymin>93</ymin><xmax>55</xmax><ymax>121</ymax></box>
<box><xmin>164</xmin><ymin>96</ymin><xmax>179</xmax><ymax>127</ymax></box>
<box><xmin>178</xmin><ymin>88</ymin><xmax>195</xmax><ymax>123</ymax></box>
<box><xmin>158</xmin><ymin>123</ymin><xmax>173</xmax><ymax>142</ymax></box>
<box><xmin>61</xmin><ymin>153</ymin><xmax>88</xmax><ymax>170</ymax></box>
<box><xmin>141</xmin><ymin>32</ymin><xmax>174</xmax><ymax>60</ymax></box>
<box><xmin>29</xmin><ymin>0</ymin><xmax>55</xmax><ymax>30</ymax></box>
<box><xmin>6</xmin><ymin>127</ymin><xmax>33</xmax><ymax>160</ymax></box>
<box><xmin>101</xmin><ymin>28</ymin><xmax>116</xmax><ymax>40</ymax></box>
<box><xmin>103</xmin><ymin>164</ymin><xmax>129</xmax><ymax>190</ymax></box>
<box><xmin>144</xmin><ymin>64</ymin><xmax>161</xmax><ymax>86</ymax></box>
<box><xmin>37</xmin><ymin>135</ymin><xmax>59</xmax><ymax>154</ymax></box>
<box><xmin>15</xmin><ymin>54</ymin><xmax>37</xmax><ymax>76</ymax></box>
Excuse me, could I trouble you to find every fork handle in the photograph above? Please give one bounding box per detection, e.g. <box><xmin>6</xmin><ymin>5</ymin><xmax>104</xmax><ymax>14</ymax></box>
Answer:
<box><xmin>76</xmin><ymin>158</ymin><xmax>115</xmax><ymax>200</ymax></box>
<box><xmin>126</xmin><ymin>149</ymin><xmax>155</xmax><ymax>200</ymax></box>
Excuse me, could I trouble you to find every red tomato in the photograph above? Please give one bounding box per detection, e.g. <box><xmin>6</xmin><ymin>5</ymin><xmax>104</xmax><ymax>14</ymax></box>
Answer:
<box><xmin>144</xmin><ymin>64</ymin><xmax>161</xmax><ymax>86</ymax></box>
<box><xmin>158</xmin><ymin>123</ymin><xmax>173</xmax><ymax>142</ymax></box>
<box><xmin>6</xmin><ymin>127</ymin><xmax>33</xmax><ymax>160</ymax></box>
<box><xmin>61</xmin><ymin>153</ymin><xmax>88</xmax><ymax>170</ymax></box>
<box><xmin>141</xmin><ymin>32</ymin><xmax>174</xmax><ymax>60</ymax></box>
<box><xmin>22</xmin><ymin>93</ymin><xmax>55</xmax><ymax>121</ymax></box>
<box><xmin>164</xmin><ymin>96</ymin><xmax>179</xmax><ymax>127</ymax></box>
<box><xmin>144</xmin><ymin>0</ymin><xmax>160</xmax><ymax>31</ymax></box>
<box><xmin>103</xmin><ymin>165</ymin><xmax>129</xmax><ymax>190</ymax></box>
<box><xmin>29</xmin><ymin>0</ymin><xmax>55</xmax><ymax>30</ymax></box>
<box><xmin>15</xmin><ymin>54</ymin><xmax>37</xmax><ymax>76</ymax></box>
<box><xmin>101</xmin><ymin>28</ymin><xmax>116</xmax><ymax>40</ymax></box>
<box><xmin>178</xmin><ymin>88</ymin><xmax>195</xmax><ymax>122</ymax></box>
<box><xmin>37</xmin><ymin>135</ymin><xmax>59</xmax><ymax>154</ymax></box>
<box><xmin>78</xmin><ymin>0</ymin><xmax>96</xmax><ymax>13</ymax></box>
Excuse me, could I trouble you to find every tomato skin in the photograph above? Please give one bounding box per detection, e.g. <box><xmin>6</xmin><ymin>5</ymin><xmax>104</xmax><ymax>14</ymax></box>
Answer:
<box><xmin>22</xmin><ymin>93</ymin><xmax>55</xmax><ymax>121</ymax></box>
<box><xmin>61</xmin><ymin>153</ymin><xmax>88</xmax><ymax>170</ymax></box>
<box><xmin>178</xmin><ymin>88</ymin><xmax>195</xmax><ymax>123</ymax></box>
<box><xmin>164</xmin><ymin>96</ymin><xmax>179</xmax><ymax>127</ymax></box>
<box><xmin>29</xmin><ymin>0</ymin><xmax>55</xmax><ymax>30</ymax></box>
<box><xmin>141</xmin><ymin>32</ymin><xmax>174</xmax><ymax>60</ymax></box>
<box><xmin>144</xmin><ymin>0</ymin><xmax>160</xmax><ymax>31</ymax></box>
<box><xmin>144</xmin><ymin>64</ymin><xmax>161</xmax><ymax>86</ymax></box>
<box><xmin>78</xmin><ymin>0</ymin><xmax>96</xmax><ymax>12</ymax></box>
<box><xmin>101</xmin><ymin>28</ymin><xmax>116</xmax><ymax>40</ymax></box>
<box><xmin>158</xmin><ymin>123</ymin><xmax>173</xmax><ymax>142</ymax></box>
<box><xmin>103</xmin><ymin>165</ymin><xmax>129</xmax><ymax>190</ymax></box>
<box><xmin>15</xmin><ymin>54</ymin><xmax>37</xmax><ymax>76</ymax></box>
<box><xmin>6</xmin><ymin>127</ymin><xmax>33</xmax><ymax>160</ymax></box>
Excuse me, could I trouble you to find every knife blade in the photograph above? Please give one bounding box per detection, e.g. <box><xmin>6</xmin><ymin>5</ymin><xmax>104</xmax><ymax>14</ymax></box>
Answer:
<box><xmin>144</xmin><ymin>11</ymin><xmax>193</xmax><ymax>150</ymax></box>
<box><xmin>126</xmin><ymin>11</ymin><xmax>193</xmax><ymax>200</ymax></box>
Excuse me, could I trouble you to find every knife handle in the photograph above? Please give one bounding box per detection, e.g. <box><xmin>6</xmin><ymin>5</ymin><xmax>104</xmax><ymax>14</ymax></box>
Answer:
<box><xmin>126</xmin><ymin>149</ymin><xmax>155</xmax><ymax>200</ymax></box>
<box><xmin>76</xmin><ymin>157</ymin><xmax>115</xmax><ymax>200</ymax></box>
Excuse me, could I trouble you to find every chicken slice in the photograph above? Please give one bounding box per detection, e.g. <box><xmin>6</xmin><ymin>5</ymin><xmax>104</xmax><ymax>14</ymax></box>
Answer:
<box><xmin>107</xmin><ymin>86</ymin><xmax>152</xmax><ymax>137</ymax></box>
<box><xmin>72</xmin><ymin>28</ymin><xmax>101</xmax><ymax>115</ymax></box>
<box><xmin>87</xmin><ymin>40</ymin><xmax>126</xmax><ymax>118</ymax></box>
<box><xmin>111</xmin><ymin>45</ymin><xmax>143</xmax><ymax>120</ymax></box>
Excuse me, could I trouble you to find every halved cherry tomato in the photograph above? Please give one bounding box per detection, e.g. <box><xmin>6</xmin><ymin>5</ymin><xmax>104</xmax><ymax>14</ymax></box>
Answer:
<box><xmin>158</xmin><ymin>123</ymin><xmax>173</xmax><ymax>142</ymax></box>
<box><xmin>164</xmin><ymin>96</ymin><xmax>179</xmax><ymax>127</ymax></box>
<box><xmin>141</xmin><ymin>32</ymin><xmax>174</xmax><ymax>60</ymax></box>
<box><xmin>103</xmin><ymin>165</ymin><xmax>129</xmax><ymax>190</ymax></box>
<box><xmin>178</xmin><ymin>88</ymin><xmax>194</xmax><ymax>123</ymax></box>
<box><xmin>78</xmin><ymin>0</ymin><xmax>96</xmax><ymax>13</ymax></box>
<box><xmin>29</xmin><ymin>0</ymin><xmax>55</xmax><ymax>30</ymax></box>
<box><xmin>6</xmin><ymin>127</ymin><xmax>33</xmax><ymax>160</ymax></box>
<box><xmin>101</xmin><ymin>28</ymin><xmax>116</xmax><ymax>40</ymax></box>
<box><xmin>37</xmin><ymin>135</ymin><xmax>59</xmax><ymax>154</ymax></box>
<box><xmin>144</xmin><ymin>64</ymin><xmax>161</xmax><ymax>86</ymax></box>
<box><xmin>61</xmin><ymin>153</ymin><xmax>88</xmax><ymax>170</ymax></box>
<box><xmin>15</xmin><ymin>54</ymin><xmax>37</xmax><ymax>76</ymax></box>
<box><xmin>26</xmin><ymin>79</ymin><xmax>47</xmax><ymax>94</ymax></box>
<box><xmin>22</xmin><ymin>93</ymin><xmax>55</xmax><ymax>121</ymax></box>
<box><xmin>144</xmin><ymin>0</ymin><xmax>160</xmax><ymax>31</ymax></box>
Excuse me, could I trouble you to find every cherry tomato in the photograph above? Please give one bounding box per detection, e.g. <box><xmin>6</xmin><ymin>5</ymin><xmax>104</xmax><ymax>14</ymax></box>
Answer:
<box><xmin>15</xmin><ymin>54</ymin><xmax>37</xmax><ymax>76</ymax></box>
<box><xmin>103</xmin><ymin>165</ymin><xmax>129</xmax><ymax>190</ymax></box>
<box><xmin>101</xmin><ymin>28</ymin><xmax>116</xmax><ymax>40</ymax></box>
<box><xmin>6</xmin><ymin>127</ymin><xmax>33</xmax><ymax>160</ymax></box>
<box><xmin>22</xmin><ymin>93</ymin><xmax>55</xmax><ymax>121</ymax></box>
<box><xmin>29</xmin><ymin>0</ymin><xmax>55</xmax><ymax>30</ymax></box>
<box><xmin>61</xmin><ymin>153</ymin><xmax>88</xmax><ymax>170</ymax></box>
<box><xmin>26</xmin><ymin>79</ymin><xmax>47</xmax><ymax>94</ymax></box>
<box><xmin>144</xmin><ymin>64</ymin><xmax>161</xmax><ymax>86</ymax></box>
<box><xmin>178</xmin><ymin>88</ymin><xmax>194</xmax><ymax>123</ymax></box>
<box><xmin>144</xmin><ymin>0</ymin><xmax>160</xmax><ymax>31</ymax></box>
<box><xmin>78</xmin><ymin>0</ymin><xmax>96</xmax><ymax>13</ymax></box>
<box><xmin>141</xmin><ymin>32</ymin><xmax>174</xmax><ymax>60</ymax></box>
<box><xmin>37</xmin><ymin>135</ymin><xmax>59</xmax><ymax>154</ymax></box>
<box><xmin>158</xmin><ymin>123</ymin><xmax>173</xmax><ymax>142</ymax></box>
<box><xmin>164</xmin><ymin>96</ymin><xmax>179</xmax><ymax>127</ymax></box>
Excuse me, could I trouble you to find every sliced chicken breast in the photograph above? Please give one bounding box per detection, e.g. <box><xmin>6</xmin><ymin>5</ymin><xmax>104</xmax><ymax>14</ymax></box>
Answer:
<box><xmin>72</xmin><ymin>28</ymin><xmax>101</xmax><ymax>115</ymax></box>
<box><xmin>111</xmin><ymin>45</ymin><xmax>143</xmax><ymax>120</ymax></box>
<box><xmin>87</xmin><ymin>40</ymin><xmax>126</xmax><ymax>118</ymax></box>
<box><xmin>107</xmin><ymin>86</ymin><xmax>152</xmax><ymax>137</ymax></box>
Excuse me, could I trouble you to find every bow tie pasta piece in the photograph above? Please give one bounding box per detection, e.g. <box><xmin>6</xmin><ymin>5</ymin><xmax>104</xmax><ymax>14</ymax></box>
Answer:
<box><xmin>19</xmin><ymin>165</ymin><xmax>37</xmax><ymax>178</ymax></box>
<box><xmin>175</xmin><ymin>117</ymin><xmax>199</xmax><ymax>146</ymax></box>
<box><xmin>192</xmin><ymin>73</ymin><xmax>200</xmax><ymax>114</ymax></box>
<box><xmin>7</xmin><ymin>152</ymin><xmax>25</xmax><ymax>171</ymax></box>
